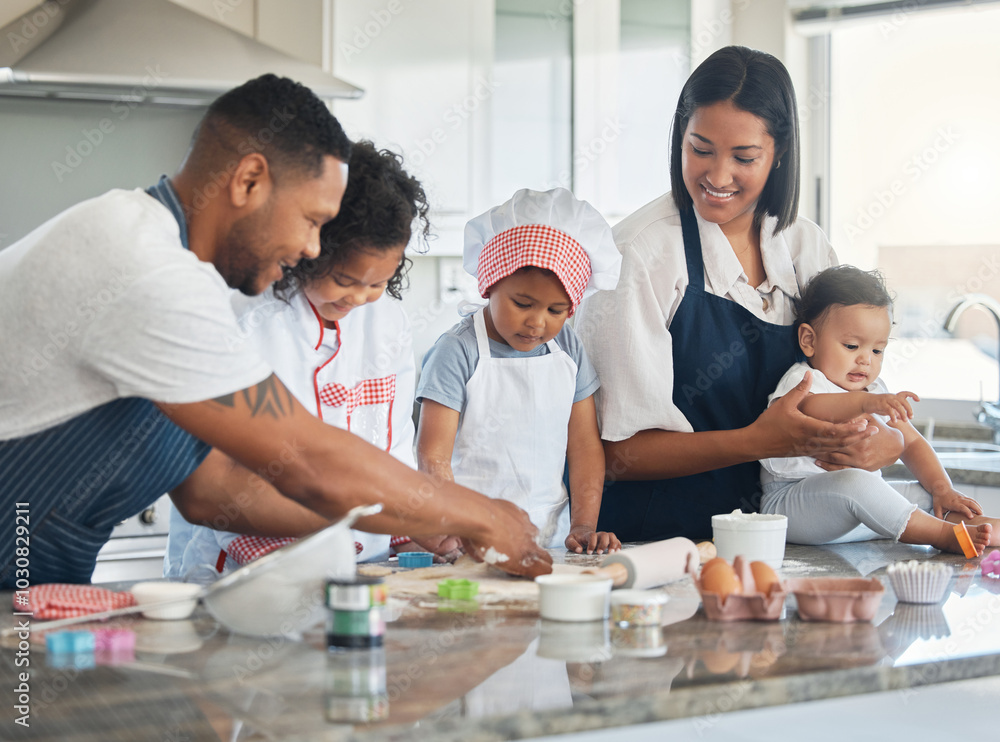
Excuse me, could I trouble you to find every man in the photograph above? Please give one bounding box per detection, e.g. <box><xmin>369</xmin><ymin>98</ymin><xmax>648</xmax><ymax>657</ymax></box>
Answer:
<box><xmin>0</xmin><ymin>75</ymin><xmax>551</xmax><ymax>588</ymax></box>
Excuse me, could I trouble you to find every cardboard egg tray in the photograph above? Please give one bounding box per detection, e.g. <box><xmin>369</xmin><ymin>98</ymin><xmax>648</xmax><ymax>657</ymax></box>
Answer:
<box><xmin>691</xmin><ymin>555</ymin><xmax>787</xmax><ymax>621</ymax></box>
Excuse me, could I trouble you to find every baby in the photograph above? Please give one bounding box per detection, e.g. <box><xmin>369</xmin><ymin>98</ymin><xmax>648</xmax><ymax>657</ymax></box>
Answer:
<box><xmin>416</xmin><ymin>188</ymin><xmax>622</xmax><ymax>554</ymax></box>
<box><xmin>760</xmin><ymin>265</ymin><xmax>997</xmax><ymax>555</ymax></box>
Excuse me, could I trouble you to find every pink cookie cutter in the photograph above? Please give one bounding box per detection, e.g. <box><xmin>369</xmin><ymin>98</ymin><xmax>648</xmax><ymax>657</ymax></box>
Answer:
<box><xmin>981</xmin><ymin>549</ymin><xmax>1000</xmax><ymax>578</ymax></box>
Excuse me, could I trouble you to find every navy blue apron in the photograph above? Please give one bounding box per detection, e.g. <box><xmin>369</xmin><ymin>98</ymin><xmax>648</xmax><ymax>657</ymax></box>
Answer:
<box><xmin>596</xmin><ymin>208</ymin><xmax>800</xmax><ymax>540</ymax></box>
<box><xmin>0</xmin><ymin>179</ymin><xmax>210</xmax><ymax>587</ymax></box>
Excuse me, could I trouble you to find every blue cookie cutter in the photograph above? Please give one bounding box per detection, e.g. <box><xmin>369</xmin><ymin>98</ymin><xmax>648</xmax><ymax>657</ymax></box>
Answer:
<box><xmin>397</xmin><ymin>552</ymin><xmax>434</xmax><ymax>568</ymax></box>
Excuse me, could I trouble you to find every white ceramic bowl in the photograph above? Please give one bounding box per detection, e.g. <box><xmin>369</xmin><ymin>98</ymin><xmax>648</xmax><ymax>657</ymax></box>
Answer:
<box><xmin>711</xmin><ymin>512</ymin><xmax>787</xmax><ymax>569</ymax></box>
<box><xmin>535</xmin><ymin>573</ymin><xmax>612</xmax><ymax>622</ymax></box>
<box><xmin>130</xmin><ymin>581</ymin><xmax>202</xmax><ymax>620</ymax></box>
<box><xmin>201</xmin><ymin>504</ymin><xmax>380</xmax><ymax>637</ymax></box>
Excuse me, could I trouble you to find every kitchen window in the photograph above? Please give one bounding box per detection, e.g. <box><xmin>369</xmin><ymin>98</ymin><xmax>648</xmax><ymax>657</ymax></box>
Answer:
<box><xmin>800</xmin><ymin>2</ymin><xmax>1000</xmax><ymax>404</ymax></box>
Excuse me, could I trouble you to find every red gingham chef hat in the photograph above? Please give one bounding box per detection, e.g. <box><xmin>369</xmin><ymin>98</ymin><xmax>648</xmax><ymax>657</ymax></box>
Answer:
<box><xmin>463</xmin><ymin>188</ymin><xmax>621</xmax><ymax>314</ymax></box>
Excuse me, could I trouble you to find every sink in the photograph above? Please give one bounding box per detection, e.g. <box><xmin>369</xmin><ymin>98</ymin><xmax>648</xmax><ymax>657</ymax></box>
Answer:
<box><xmin>931</xmin><ymin>441</ymin><xmax>1000</xmax><ymax>471</ymax></box>
<box><xmin>932</xmin><ymin>441</ymin><xmax>1000</xmax><ymax>454</ymax></box>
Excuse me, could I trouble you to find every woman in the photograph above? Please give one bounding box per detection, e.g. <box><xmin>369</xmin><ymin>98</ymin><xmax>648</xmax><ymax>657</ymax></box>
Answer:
<box><xmin>575</xmin><ymin>46</ymin><xmax>902</xmax><ymax>541</ymax></box>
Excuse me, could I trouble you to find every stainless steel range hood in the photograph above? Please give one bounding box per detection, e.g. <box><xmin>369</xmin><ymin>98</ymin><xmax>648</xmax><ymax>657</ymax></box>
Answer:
<box><xmin>0</xmin><ymin>0</ymin><xmax>363</xmax><ymax>105</ymax></box>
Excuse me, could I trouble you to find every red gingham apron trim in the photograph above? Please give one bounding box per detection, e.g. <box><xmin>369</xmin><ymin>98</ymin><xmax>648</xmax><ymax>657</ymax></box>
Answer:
<box><xmin>227</xmin><ymin>535</ymin><xmax>365</xmax><ymax>566</ymax></box>
<box><xmin>18</xmin><ymin>584</ymin><xmax>136</xmax><ymax>620</ymax></box>
<box><xmin>476</xmin><ymin>224</ymin><xmax>592</xmax><ymax>312</ymax></box>
<box><xmin>226</xmin><ymin>535</ymin><xmax>298</xmax><ymax>566</ymax></box>
<box><xmin>389</xmin><ymin>535</ymin><xmax>411</xmax><ymax>547</ymax></box>
<box><xmin>308</xmin><ymin>300</ymin><xmax>342</xmax><ymax>421</ymax></box>
<box><xmin>319</xmin><ymin>376</ymin><xmax>396</xmax><ymax>416</ymax></box>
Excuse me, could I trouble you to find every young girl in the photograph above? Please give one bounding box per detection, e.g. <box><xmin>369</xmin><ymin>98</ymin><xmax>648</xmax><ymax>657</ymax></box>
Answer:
<box><xmin>760</xmin><ymin>265</ymin><xmax>998</xmax><ymax>555</ymax></box>
<box><xmin>165</xmin><ymin>140</ymin><xmax>450</xmax><ymax>580</ymax></box>
<box><xmin>416</xmin><ymin>188</ymin><xmax>622</xmax><ymax>554</ymax></box>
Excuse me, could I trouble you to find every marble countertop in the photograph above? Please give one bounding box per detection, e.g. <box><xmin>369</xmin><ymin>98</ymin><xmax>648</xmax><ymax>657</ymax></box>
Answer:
<box><xmin>4</xmin><ymin>541</ymin><xmax>1000</xmax><ymax>742</ymax></box>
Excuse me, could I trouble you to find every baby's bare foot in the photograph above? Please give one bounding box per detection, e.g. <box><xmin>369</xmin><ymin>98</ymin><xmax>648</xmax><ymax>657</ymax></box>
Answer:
<box><xmin>938</xmin><ymin>521</ymin><xmax>990</xmax><ymax>556</ymax></box>
<box><xmin>972</xmin><ymin>523</ymin><xmax>993</xmax><ymax>554</ymax></box>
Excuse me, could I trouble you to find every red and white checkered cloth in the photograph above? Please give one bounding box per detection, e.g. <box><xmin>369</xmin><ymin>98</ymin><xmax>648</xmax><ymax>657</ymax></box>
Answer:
<box><xmin>389</xmin><ymin>536</ymin><xmax>412</xmax><ymax>548</ymax></box>
<box><xmin>16</xmin><ymin>584</ymin><xmax>136</xmax><ymax>619</ymax></box>
<box><xmin>319</xmin><ymin>375</ymin><xmax>395</xmax><ymax>413</ymax></box>
<box><xmin>476</xmin><ymin>224</ymin><xmax>592</xmax><ymax>313</ymax></box>
<box><xmin>226</xmin><ymin>535</ymin><xmax>364</xmax><ymax>568</ymax></box>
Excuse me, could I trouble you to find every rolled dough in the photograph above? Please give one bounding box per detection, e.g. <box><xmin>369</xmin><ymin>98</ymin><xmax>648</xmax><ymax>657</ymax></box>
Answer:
<box><xmin>369</xmin><ymin>556</ymin><xmax>587</xmax><ymax>599</ymax></box>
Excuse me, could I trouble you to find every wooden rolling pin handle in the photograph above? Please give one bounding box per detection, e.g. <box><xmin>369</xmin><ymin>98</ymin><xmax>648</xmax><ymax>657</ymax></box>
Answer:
<box><xmin>583</xmin><ymin>562</ymin><xmax>630</xmax><ymax>588</ymax></box>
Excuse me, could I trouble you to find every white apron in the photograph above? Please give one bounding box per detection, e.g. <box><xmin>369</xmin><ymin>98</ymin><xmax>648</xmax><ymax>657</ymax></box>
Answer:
<box><xmin>451</xmin><ymin>308</ymin><xmax>576</xmax><ymax>548</ymax></box>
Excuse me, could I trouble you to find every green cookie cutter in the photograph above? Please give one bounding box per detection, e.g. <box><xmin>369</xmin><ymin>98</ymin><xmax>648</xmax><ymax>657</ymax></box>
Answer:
<box><xmin>437</xmin><ymin>579</ymin><xmax>480</xmax><ymax>600</ymax></box>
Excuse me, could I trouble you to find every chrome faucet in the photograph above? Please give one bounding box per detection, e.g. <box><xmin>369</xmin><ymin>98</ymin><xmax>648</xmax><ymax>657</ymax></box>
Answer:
<box><xmin>944</xmin><ymin>293</ymin><xmax>1000</xmax><ymax>442</ymax></box>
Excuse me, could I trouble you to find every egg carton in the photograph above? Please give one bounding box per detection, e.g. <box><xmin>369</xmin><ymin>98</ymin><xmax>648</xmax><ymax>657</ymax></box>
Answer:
<box><xmin>691</xmin><ymin>555</ymin><xmax>787</xmax><ymax>621</ymax></box>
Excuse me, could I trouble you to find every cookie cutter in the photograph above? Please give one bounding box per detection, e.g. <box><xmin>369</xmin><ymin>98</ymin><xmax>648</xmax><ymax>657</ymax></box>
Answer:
<box><xmin>981</xmin><ymin>549</ymin><xmax>1000</xmax><ymax>578</ymax></box>
<box><xmin>436</xmin><ymin>579</ymin><xmax>479</xmax><ymax>600</ymax></box>
<box><xmin>953</xmin><ymin>522</ymin><xmax>978</xmax><ymax>560</ymax></box>
<box><xmin>397</xmin><ymin>552</ymin><xmax>433</xmax><ymax>568</ymax></box>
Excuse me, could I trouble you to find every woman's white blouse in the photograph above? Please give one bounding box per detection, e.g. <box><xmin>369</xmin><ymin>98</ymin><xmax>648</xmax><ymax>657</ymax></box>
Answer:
<box><xmin>574</xmin><ymin>192</ymin><xmax>837</xmax><ymax>442</ymax></box>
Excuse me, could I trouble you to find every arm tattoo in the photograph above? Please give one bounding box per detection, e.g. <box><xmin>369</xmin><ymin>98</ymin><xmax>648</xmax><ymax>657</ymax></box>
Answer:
<box><xmin>211</xmin><ymin>376</ymin><xmax>295</xmax><ymax>419</ymax></box>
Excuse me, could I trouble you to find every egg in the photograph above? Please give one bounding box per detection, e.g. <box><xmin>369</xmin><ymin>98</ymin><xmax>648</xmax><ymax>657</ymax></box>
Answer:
<box><xmin>749</xmin><ymin>561</ymin><xmax>781</xmax><ymax>596</ymax></box>
<box><xmin>701</xmin><ymin>560</ymin><xmax>742</xmax><ymax>602</ymax></box>
<box><xmin>700</xmin><ymin>557</ymin><xmax>729</xmax><ymax>578</ymax></box>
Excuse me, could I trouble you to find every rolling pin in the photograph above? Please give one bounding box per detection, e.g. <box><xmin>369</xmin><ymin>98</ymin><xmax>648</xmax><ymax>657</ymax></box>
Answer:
<box><xmin>586</xmin><ymin>538</ymin><xmax>715</xmax><ymax>589</ymax></box>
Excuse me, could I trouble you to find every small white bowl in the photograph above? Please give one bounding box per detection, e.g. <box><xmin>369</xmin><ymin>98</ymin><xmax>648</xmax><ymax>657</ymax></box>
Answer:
<box><xmin>130</xmin><ymin>581</ymin><xmax>202</xmax><ymax>620</ymax></box>
<box><xmin>535</xmin><ymin>573</ymin><xmax>612</xmax><ymax>622</ymax></box>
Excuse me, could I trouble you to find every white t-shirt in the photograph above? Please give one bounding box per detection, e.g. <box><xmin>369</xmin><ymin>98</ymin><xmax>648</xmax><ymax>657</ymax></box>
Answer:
<box><xmin>0</xmin><ymin>189</ymin><xmax>271</xmax><ymax>440</ymax></box>
<box><xmin>574</xmin><ymin>192</ymin><xmax>837</xmax><ymax>441</ymax></box>
<box><xmin>760</xmin><ymin>361</ymin><xmax>890</xmax><ymax>484</ymax></box>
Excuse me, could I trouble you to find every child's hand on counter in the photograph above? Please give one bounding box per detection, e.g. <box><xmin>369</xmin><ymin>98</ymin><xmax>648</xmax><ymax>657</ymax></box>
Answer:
<box><xmin>565</xmin><ymin>526</ymin><xmax>621</xmax><ymax>555</ymax></box>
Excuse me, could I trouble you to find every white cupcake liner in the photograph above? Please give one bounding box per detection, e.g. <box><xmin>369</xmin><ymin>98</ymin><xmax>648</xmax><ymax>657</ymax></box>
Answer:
<box><xmin>886</xmin><ymin>561</ymin><xmax>953</xmax><ymax>604</ymax></box>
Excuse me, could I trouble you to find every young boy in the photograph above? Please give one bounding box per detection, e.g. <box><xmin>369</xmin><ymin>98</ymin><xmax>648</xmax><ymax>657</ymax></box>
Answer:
<box><xmin>416</xmin><ymin>188</ymin><xmax>622</xmax><ymax>554</ymax></box>
<box><xmin>760</xmin><ymin>265</ymin><xmax>998</xmax><ymax>555</ymax></box>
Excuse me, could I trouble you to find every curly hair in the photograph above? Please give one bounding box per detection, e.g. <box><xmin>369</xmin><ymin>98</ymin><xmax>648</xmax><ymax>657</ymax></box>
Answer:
<box><xmin>274</xmin><ymin>140</ymin><xmax>431</xmax><ymax>300</ymax></box>
<box><xmin>189</xmin><ymin>73</ymin><xmax>352</xmax><ymax>184</ymax></box>
<box><xmin>795</xmin><ymin>265</ymin><xmax>894</xmax><ymax>329</ymax></box>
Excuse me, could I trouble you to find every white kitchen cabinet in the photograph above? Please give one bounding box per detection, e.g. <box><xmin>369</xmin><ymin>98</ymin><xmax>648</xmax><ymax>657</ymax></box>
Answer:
<box><xmin>328</xmin><ymin>0</ymin><xmax>494</xmax><ymax>257</ymax></box>
<box><xmin>257</xmin><ymin>0</ymin><xmax>325</xmax><ymax>67</ymax></box>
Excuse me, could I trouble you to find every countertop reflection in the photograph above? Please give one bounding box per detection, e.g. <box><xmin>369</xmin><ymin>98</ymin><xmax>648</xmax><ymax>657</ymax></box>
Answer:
<box><xmin>3</xmin><ymin>542</ymin><xmax>1000</xmax><ymax>741</ymax></box>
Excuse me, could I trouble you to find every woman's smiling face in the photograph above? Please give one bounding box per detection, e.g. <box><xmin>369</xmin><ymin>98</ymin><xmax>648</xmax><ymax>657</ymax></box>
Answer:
<box><xmin>681</xmin><ymin>100</ymin><xmax>778</xmax><ymax>233</ymax></box>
